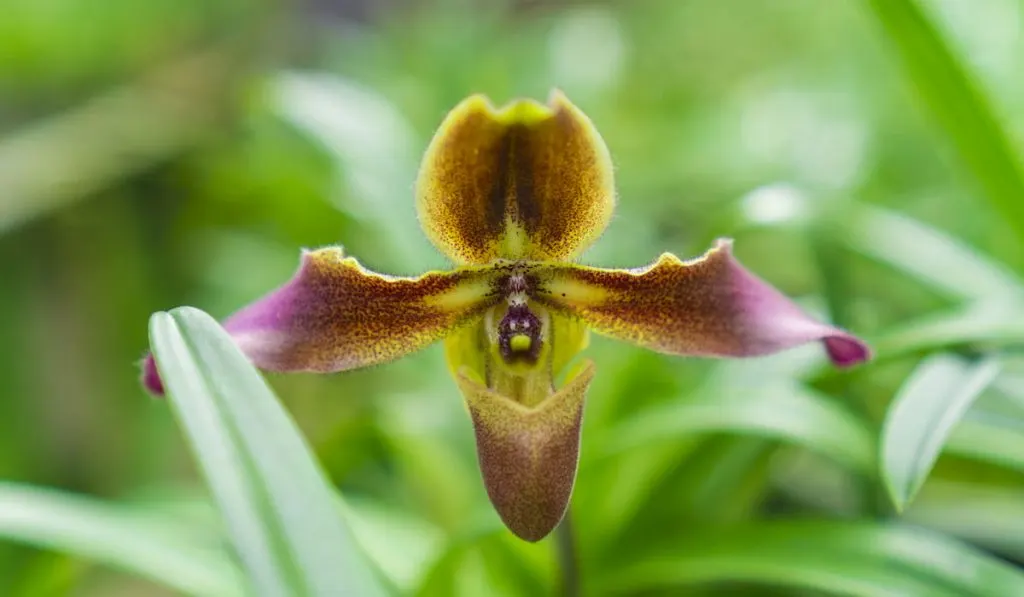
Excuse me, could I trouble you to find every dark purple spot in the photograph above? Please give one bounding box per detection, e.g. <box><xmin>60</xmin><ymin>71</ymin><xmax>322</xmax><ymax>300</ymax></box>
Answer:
<box><xmin>498</xmin><ymin>304</ymin><xmax>542</xmax><ymax>364</ymax></box>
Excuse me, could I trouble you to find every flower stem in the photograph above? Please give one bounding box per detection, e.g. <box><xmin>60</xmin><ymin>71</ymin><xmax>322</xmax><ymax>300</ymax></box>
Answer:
<box><xmin>555</xmin><ymin>511</ymin><xmax>580</xmax><ymax>597</ymax></box>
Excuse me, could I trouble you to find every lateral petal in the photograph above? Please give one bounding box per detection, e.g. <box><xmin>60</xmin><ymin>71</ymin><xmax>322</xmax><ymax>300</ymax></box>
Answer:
<box><xmin>536</xmin><ymin>239</ymin><xmax>870</xmax><ymax>367</ymax></box>
<box><xmin>142</xmin><ymin>247</ymin><xmax>500</xmax><ymax>394</ymax></box>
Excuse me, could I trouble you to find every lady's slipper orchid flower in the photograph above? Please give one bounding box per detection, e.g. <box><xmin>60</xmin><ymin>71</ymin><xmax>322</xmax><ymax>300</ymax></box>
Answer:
<box><xmin>142</xmin><ymin>91</ymin><xmax>870</xmax><ymax>542</ymax></box>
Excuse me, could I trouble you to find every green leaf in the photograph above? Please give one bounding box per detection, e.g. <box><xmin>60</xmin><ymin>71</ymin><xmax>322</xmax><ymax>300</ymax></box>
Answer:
<box><xmin>344</xmin><ymin>497</ymin><xmax>445</xmax><ymax>593</ymax></box>
<box><xmin>865</xmin><ymin>0</ymin><xmax>1024</xmax><ymax>243</ymax></box>
<box><xmin>907</xmin><ymin>481</ymin><xmax>1024</xmax><ymax>561</ymax></box>
<box><xmin>993</xmin><ymin>368</ymin><xmax>1024</xmax><ymax>412</ymax></box>
<box><xmin>0</xmin><ymin>482</ymin><xmax>241</xmax><ymax>597</ymax></box>
<box><xmin>0</xmin><ymin>53</ymin><xmax>229</xmax><ymax>234</ymax></box>
<box><xmin>600</xmin><ymin>368</ymin><xmax>875</xmax><ymax>475</ymax></box>
<box><xmin>270</xmin><ymin>72</ymin><xmax>440</xmax><ymax>273</ymax></box>
<box><xmin>599</xmin><ymin>437</ymin><xmax>778</xmax><ymax>556</ymax></box>
<box><xmin>601</xmin><ymin>520</ymin><xmax>1024</xmax><ymax>596</ymax></box>
<box><xmin>845</xmin><ymin>204</ymin><xmax>1023</xmax><ymax>301</ymax></box>
<box><xmin>945</xmin><ymin>416</ymin><xmax>1024</xmax><ymax>474</ymax></box>
<box><xmin>881</xmin><ymin>354</ymin><xmax>1000</xmax><ymax>511</ymax></box>
<box><xmin>873</xmin><ymin>300</ymin><xmax>1024</xmax><ymax>358</ymax></box>
<box><xmin>149</xmin><ymin>307</ymin><xmax>390</xmax><ymax>597</ymax></box>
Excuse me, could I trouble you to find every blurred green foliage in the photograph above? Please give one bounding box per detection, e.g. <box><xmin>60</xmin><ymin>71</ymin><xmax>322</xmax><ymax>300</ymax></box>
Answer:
<box><xmin>2</xmin><ymin>0</ymin><xmax>1024</xmax><ymax>595</ymax></box>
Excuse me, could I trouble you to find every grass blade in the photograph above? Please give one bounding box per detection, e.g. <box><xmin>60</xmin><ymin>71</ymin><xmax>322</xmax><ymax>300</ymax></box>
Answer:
<box><xmin>0</xmin><ymin>483</ymin><xmax>241</xmax><ymax>597</ymax></box>
<box><xmin>946</xmin><ymin>416</ymin><xmax>1024</xmax><ymax>474</ymax></box>
<box><xmin>600</xmin><ymin>377</ymin><xmax>874</xmax><ymax>475</ymax></box>
<box><xmin>0</xmin><ymin>52</ymin><xmax>231</xmax><ymax>234</ymax></box>
<box><xmin>865</xmin><ymin>0</ymin><xmax>1024</xmax><ymax>242</ymax></box>
<box><xmin>602</xmin><ymin>520</ymin><xmax>1024</xmax><ymax>596</ymax></box>
<box><xmin>845</xmin><ymin>204</ymin><xmax>1023</xmax><ymax>301</ymax></box>
<box><xmin>881</xmin><ymin>354</ymin><xmax>1000</xmax><ymax>511</ymax></box>
<box><xmin>873</xmin><ymin>300</ymin><xmax>1024</xmax><ymax>358</ymax></box>
<box><xmin>907</xmin><ymin>481</ymin><xmax>1024</xmax><ymax>561</ymax></box>
<box><xmin>149</xmin><ymin>307</ymin><xmax>390</xmax><ymax>597</ymax></box>
<box><xmin>271</xmin><ymin>72</ymin><xmax>439</xmax><ymax>273</ymax></box>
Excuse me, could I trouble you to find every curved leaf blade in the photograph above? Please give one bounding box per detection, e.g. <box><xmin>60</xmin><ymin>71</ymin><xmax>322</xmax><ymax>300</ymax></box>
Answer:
<box><xmin>881</xmin><ymin>354</ymin><xmax>1000</xmax><ymax>511</ymax></box>
<box><xmin>845</xmin><ymin>204</ymin><xmax>1023</xmax><ymax>301</ymax></box>
<box><xmin>0</xmin><ymin>482</ymin><xmax>241</xmax><ymax>597</ymax></box>
<box><xmin>865</xmin><ymin>0</ymin><xmax>1024</xmax><ymax>243</ymax></box>
<box><xmin>874</xmin><ymin>301</ymin><xmax>1024</xmax><ymax>359</ymax></box>
<box><xmin>149</xmin><ymin>307</ymin><xmax>390</xmax><ymax>597</ymax></box>
<box><xmin>907</xmin><ymin>481</ymin><xmax>1024</xmax><ymax>562</ymax></box>
<box><xmin>946</xmin><ymin>416</ymin><xmax>1024</xmax><ymax>474</ymax></box>
<box><xmin>600</xmin><ymin>377</ymin><xmax>874</xmax><ymax>475</ymax></box>
<box><xmin>601</xmin><ymin>520</ymin><xmax>1024</xmax><ymax>597</ymax></box>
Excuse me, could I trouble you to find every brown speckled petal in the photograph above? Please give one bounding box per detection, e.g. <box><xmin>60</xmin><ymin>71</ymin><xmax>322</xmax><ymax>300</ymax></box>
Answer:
<box><xmin>536</xmin><ymin>239</ymin><xmax>870</xmax><ymax>367</ymax></box>
<box><xmin>141</xmin><ymin>247</ymin><xmax>500</xmax><ymax>395</ymax></box>
<box><xmin>456</xmin><ymin>360</ymin><xmax>595</xmax><ymax>542</ymax></box>
<box><xmin>416</xmin><ymin>91</ymin><xmax>615</xmax><ymax>264</ymax></box>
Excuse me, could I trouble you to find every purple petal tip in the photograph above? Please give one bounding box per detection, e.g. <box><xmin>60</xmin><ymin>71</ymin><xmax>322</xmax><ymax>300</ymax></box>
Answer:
<box><xmin>141</xmin><ymin>355</ymin><xmax>165</xmax><ymax>396</ymax></box>
<box><xmin>824</xmin><ymin>335</ymin><xmax>872</xmax><ymax>368</ymax></box>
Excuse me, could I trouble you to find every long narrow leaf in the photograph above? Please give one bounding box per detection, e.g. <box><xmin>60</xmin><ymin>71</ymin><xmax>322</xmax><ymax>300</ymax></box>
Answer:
<box><xmin>845</xmin><ymin>204</ymin><xmax>1023</xmax><ymax>301</ymax></box>
<box><xmin>602</xmin><ymin>520</ymin><xmax>1024</xmax><ymax>596</ymax></box>
<box><xmin>946</xmin><ymin>417</ymin><xmax>1024</xmax><ymax>474</ymax></box>
<box><xmin>865</xmin><ymin>0</ymin><xmax>1024</xmax><ymax>242</ymax></box>
<box><xmin>0</xmin><ymin>483</ymin><xmax>241</xmax><ymax>597</ymax></box>
<box><xmin>600</xmin><ymin>379</ymin><xmax>874</xmax><ymax>475</ymax></box>
<box><xmin>881</xmin><ymin>355</ymin><xmax>1000</xmax><ymax>511</ymax></box>
<box><xmin>907</xmin><ymin>481</ymin><xmax>1024</xmax><ymax>561</ymax></box>
<box><xmin>0</xmin><ymin>52</ymin><xmax>230</xmax><ymax>234</ymax></box>
<box><xmin>149</xmin><ymin>307</ymin><xmax>390</xmax><ymax>597</ymax></box>
<box><xmin>873</xmin><ymin>300</ymin><xmax>1024</xmax><ymax>359</ymax></box>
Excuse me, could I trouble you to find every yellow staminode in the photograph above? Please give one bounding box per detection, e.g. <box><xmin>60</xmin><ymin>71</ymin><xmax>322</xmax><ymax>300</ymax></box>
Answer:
<box><xmin>509</xmin><ymin>334</ymin><xmax>532</xmax><ymax>353</ymax></box>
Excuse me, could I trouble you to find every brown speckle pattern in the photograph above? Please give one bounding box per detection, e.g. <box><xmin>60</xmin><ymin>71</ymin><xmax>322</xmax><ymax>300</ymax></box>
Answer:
<box><xmin>415</xmin><ymin>91</ymin><xmax>615</xmax><ymax>264</ymax></box>
<box><xmin>222</xmin><ymin>247</ymin><xmax>503</xmax><ymax>372</ymax></box>
<box><xmin>457</xmin><ymin>360</ymin><xmax>595</xmax><ymax>542</ymax></box>
<box><xmin>534</xmin><ymin>239</ymin><xmax>869</xmax><ymax>365</ymax></box>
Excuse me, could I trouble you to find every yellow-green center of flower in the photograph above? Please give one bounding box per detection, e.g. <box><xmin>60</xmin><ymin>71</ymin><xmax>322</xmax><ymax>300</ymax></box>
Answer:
<box><xmin>494</xmin><ymin>271</ymin><xmax>545</xmax><ymax>367</ymax></box>
<box><xmin>484</xmin><ymin>274</ymin><xmax>550</xmax><ymax>389</ymax></box>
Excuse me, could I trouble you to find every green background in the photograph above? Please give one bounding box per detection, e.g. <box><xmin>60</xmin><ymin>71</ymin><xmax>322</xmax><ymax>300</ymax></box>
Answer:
<box><xmin>2</xmin><ymin>0</ymin><xmax>1024</xmax><ymax>595</ymax></box>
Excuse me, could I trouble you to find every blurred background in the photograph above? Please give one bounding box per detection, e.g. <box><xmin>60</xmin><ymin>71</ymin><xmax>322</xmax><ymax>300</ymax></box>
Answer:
<box><xmin>2</xmin><ymin>0</ymin><xmax>1024</xmax><ymax>595</ymax></box>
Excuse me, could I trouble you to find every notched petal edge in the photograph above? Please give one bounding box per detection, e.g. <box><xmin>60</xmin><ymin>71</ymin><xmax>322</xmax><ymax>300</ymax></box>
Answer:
<box><xmin>457</xmin><ymin>360</ymin><xmax>595</xmax><ymax>542</ymax></box>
